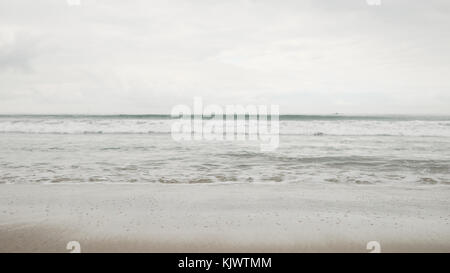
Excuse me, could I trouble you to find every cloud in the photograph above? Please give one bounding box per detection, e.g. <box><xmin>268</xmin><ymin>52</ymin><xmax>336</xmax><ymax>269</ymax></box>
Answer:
<box><xmin>0</xmin><ymin>30</ymin><xmax>39</xmax><ymax>72</ymax></box>
<box><xmin>0</xmin><ymin>0</ymin><xmax>449</xmax><ymax>114</ymax></box>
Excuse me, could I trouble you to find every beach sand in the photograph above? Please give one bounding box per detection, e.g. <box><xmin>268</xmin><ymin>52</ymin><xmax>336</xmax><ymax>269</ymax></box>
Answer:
<box><xmin>0</xmin><ymin>183</ymin><xmax>449</xmax><ymax>253</ymax></box>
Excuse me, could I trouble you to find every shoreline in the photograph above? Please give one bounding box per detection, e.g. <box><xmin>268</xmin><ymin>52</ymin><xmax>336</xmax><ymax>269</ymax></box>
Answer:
<box><xmin>1</xmin><ymin>183</ymin><xmax>449</xmax><ymax>252</ymax></box>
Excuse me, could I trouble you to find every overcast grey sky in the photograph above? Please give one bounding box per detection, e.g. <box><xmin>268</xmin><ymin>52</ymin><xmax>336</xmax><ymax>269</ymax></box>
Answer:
<box><xmin>0</xmin><ymin>0</ymin><xmax>449</xmax><ymax>114</ymax></box>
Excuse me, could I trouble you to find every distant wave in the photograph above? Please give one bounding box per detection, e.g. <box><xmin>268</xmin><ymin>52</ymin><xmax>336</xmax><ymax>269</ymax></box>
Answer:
<box><xmin>1</xmin><ymin>131</ymin><xmax>449</xmax><ymax>137</ymax></box>
<box><xmin>0</xmin><ymin>116</ymin><xmax>449</xmax><ymax>137</ymax></box>
<box><xmin>1</xmin><ymin>114</ymin><xmax>450</xmax><ymax>121</ymax></box>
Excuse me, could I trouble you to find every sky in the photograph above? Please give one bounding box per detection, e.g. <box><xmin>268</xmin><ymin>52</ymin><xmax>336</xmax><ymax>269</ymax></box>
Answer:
<box><xmin>0</xmin><ymin>0</ymin><xmax>449</xmax><ymax>115</ymax></box>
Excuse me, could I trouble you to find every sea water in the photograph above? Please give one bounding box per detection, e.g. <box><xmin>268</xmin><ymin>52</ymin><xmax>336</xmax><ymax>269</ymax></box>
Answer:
<box><xmin>0</xmin><ymin>114</ymin><xmax>449</xmax><ymax>185</ymax></box>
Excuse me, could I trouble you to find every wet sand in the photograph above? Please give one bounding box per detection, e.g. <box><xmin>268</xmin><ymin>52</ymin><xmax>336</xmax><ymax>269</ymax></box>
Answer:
<box><xmin>0</xmin><ymin>183</ymin><xmax>449</xmax><ymax>252</ymax></box>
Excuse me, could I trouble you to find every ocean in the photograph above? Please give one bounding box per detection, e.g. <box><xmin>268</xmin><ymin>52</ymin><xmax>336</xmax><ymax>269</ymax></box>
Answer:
<box><xmin>0</xmin><ymin>114</ymin><xmax>449</xmax><ymax>185</ymax></box>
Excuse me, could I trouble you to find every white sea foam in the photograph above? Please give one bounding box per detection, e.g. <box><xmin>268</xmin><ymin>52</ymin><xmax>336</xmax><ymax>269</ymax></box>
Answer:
<box><xmin>0</xmin><ymin>116</ymin><xmax>449</xmax><ymax>137</ymax></box>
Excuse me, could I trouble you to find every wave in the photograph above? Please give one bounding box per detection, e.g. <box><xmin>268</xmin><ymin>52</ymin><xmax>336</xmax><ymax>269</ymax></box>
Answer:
<box><xmin>1</xmin><ymin>114</ymin><xmax>450</xmax><ymax>121</ymax></box>
<box><xmin>0</xmin><ymin>117</ymin><xmax>449</xmax><ymax>137</ymax></box>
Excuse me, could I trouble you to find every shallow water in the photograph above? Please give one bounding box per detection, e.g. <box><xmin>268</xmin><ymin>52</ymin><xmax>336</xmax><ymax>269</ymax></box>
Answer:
<box><xmin>0</xmin><ymin>115</ymin><xmax>449</xmax><ymax>185</ymax></box>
